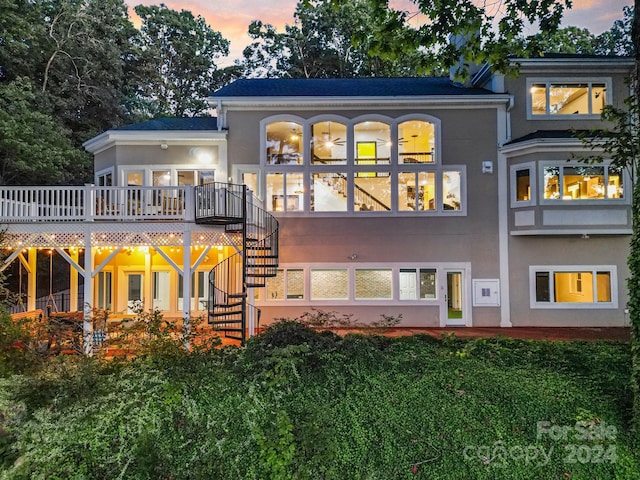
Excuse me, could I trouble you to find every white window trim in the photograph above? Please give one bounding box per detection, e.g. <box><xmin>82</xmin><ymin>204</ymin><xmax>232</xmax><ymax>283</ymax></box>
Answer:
<box><xmin>538</xmin><ymin>161</ymin><xmax>629</xmax><ymax>205</ymax></box>
<box><xmin>529</xmin><ymin>265</ymin><xmax>618</xmax><ymax>309</ymax></box>
<box><xmin>233</xmin><ymin>164</ymin><xmax>262</xmax><ymax>198</ymax></box>
<box><xmin>510</xmin><ymin>162</ymin><xmax>536</xmax><ymax>207</ymax></box>
<box><xmin>526</xmin><ymin>77</ymin><xmax>612</xmax><ymax>120</ymax></box>
<box><xmin>95</xmin><ymin>167</ymin><xmax>114</xmax><ymax>186</ymax></box>
<box><xmin>260</xmin><ymin>114</ymin><xmax>466</xmax><ymax>216</ymax></box>
<box><xmin>257</xmin><ymin>262</ymin><xmax>458</xmax><ymax>306</ymax></box>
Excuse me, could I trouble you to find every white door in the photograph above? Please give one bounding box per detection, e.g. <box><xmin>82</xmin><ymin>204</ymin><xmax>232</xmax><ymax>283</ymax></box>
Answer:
<box><xmin>399</xmin><ymin>269</ymin><xmax>418</xmax><ymax>300</ymax></box>
<box><xmin>152</xmin><ymin>271</ymin><xmax>170</xmax><ymax>311</ymax></box>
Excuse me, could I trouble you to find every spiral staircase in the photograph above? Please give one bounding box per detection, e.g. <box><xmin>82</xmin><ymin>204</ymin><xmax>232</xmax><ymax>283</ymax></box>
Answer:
<box><xmin>195</xmin><ymin>183</ymin><xmax>279</xmax><ymax>344</ymax></box>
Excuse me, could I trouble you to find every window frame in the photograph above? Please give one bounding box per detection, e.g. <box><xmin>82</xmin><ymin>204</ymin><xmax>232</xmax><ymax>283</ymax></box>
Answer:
<box><xmin>510</xmin><ymin>162</ymin><xmax>537</xmax><ymax>207</ymax></box>
<box><xmin>529</xmin><ymin>265</ymin><xmax>618</xmax><ymax>309</ymax></box>
<box><xmin>260</xmin><ymin>114</ymin><xmax>466</xmax><ymax>216</ymax></box>
<box><xmin>539</xmin><ymin>161</ymin><xmax>627</xmax><ymax>205</ymax></box>
<box><xmin>257</xmin><ymin>263</ymin><xmax>446</xmax><ymax>306</ymax></box>
<box><xmin>526</xmin><ymin>78</ymin><xmax>612</xmax><ymax>120</ymax></box>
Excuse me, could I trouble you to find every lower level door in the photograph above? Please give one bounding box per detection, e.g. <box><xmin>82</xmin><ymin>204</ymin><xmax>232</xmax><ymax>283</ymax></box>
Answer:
<box><xmin>444</xmin><ymin>270</ymin><xmax>465</xmax><ymax>326</ymax></box>
<box><xmin>127</xmin><ymin>273</ymin><xmax>143</xmax><ymax>313</ymax></box>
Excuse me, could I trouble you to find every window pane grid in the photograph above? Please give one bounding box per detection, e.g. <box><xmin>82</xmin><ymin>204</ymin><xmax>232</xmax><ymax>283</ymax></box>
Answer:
<box><xmin>543</xmin><ymin>165</ymin><xmax>624</xmax><ymax>201</ymax></box>
<box><xmin>531</xmin><ymin>81</ymin><xmax>607</xmax><ymax>116</ymax></box>
<box><xmin>533</xmin><ymin>268</ymin><xmax>614</xmax><ymax>305</ymax></box>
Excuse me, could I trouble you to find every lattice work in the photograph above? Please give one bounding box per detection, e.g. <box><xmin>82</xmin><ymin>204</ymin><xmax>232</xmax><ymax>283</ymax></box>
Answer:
<box><xmin>1</xmin><ymin>232</ymin><xmax>85</xmax><ymax>249</ymax></box>
<box><xmin>91</xmin><ymin>230</ymin><xmax>241</xmax><ymax>247</ymax></box>
<box><xmin>1</xmin><ymin>228</ymin><xmax>239</xmax><ymax>249</ymax></box>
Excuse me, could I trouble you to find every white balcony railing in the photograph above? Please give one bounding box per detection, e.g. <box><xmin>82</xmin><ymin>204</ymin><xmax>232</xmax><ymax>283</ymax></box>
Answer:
<box><xmin>0</xmin><ymin>185</ymin><xmax>195</xmax><ymax>223</ymax></box>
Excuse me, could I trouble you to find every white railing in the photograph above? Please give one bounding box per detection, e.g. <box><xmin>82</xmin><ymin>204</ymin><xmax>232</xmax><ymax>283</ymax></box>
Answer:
<box><xmin>0</xmin><ymin>185</ymin><xmax>195</xmax><ymax>223</ymax></box>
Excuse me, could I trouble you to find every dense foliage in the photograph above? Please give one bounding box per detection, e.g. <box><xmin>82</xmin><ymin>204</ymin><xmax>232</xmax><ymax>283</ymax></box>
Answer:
<box><xmin>240</xmin><ymin>0</ymin><xmax>425</xmax><ymax>78</ymax></box>
<box><xmin>0</xmin><ymin>0</ymin><xmax>231</xmax><ymax>184</ymax></box>
<box><xmin>0</xmin><ymin>320</ymin><xmax>637</xmax><ymax>479</ymax></box>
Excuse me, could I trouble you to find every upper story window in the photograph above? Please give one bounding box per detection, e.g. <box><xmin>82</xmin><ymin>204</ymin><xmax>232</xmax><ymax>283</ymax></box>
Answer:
<box><xmin>398</xmin><ymin>120</ymin><xmax>436</xmax><ymax>164</ymax></box>
<box><xmin>266</xmin><ymin>121</ymin><xmax>303</xmax><ymax>165</ymax></box>
<box><xmin>543</xmin><ymin>164</ymin><xmax>624</xmax><ymax>201</ymax></box>
<box><xmin>311</xmin><ymin>120</ymin><xmax>346</xmax><ymax>165</ymax></box>
<box><xmin>354</xmin><ymin>121</ymin><xmax>391</xmax><ymax>165</ymax></box>
<box><xmin>528</xmin><ymin>79</ymin><xmax>610</xmax><ymax>118</ymax></box>
<box><xmin>262</xmin><ymin>114</ymin><xmax>465</xmax><ymax>215</ymax></box>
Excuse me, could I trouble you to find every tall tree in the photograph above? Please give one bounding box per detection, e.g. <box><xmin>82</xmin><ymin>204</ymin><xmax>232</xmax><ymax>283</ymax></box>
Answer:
<box><xmin>241</xmin><ymin>0</ymin><xmax>425</xmax><ymax>78</ymax></box>
<box><xmin>332</xmin><ymin>0</ymin><xmax>572</xmax><ymax>79</ymax></box>
<box><xmin>524</xmin><ymin>26</ymin><xmax>597</xmax><ymax>55</ymax></box>
<box><xmin>0</xmin><ymin>78</ymin><xmax>89</xmax><ymax>185</ymax></box>
<box><xmin>1</xmin><ymin>0</ymin><xmax>142</xmax><ymax>184</ymax></box>
<box><xmin>133</xmin><ymin>4</ymin><xmax>230</xmax><ymax>117</ymax></box>
<box><xmin>595</xmin><ymin>5</ymin><xmax>634</xmax><ymax>56</ymax></box>
<box><xmin>554</xmin><ymin>6</ymin><xmax>640</xmax><ymax>438</ymax></box>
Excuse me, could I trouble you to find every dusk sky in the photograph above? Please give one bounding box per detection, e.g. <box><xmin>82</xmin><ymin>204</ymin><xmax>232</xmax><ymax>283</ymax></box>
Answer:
<box><xmin>127</xmin><ymin>0</ymin><xmax>633</xmax><ymax>64</ymax></box>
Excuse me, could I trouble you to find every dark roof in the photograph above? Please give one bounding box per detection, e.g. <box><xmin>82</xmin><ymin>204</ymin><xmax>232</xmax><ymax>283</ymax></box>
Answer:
<box><xmin>505</xmin><ymin>130</ymin><xmax>590</xmax><ymax>145</ymax></box>
<box><xmin>113</xmin><ymin>117</ymin><xmax>218</xmax><ymax>131</ymax></box>
<box><xmin>211</xmin><ymin>77</ymin><xmax>494</xmax><ymax>98</ymax></box>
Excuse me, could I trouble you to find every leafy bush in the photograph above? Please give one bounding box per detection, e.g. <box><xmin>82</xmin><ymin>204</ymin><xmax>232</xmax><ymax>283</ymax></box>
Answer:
<box><xmin>0</xmin><ymin>308</ymin><xmax>48</xmax><ymax>377</ymax></box>
<box><xmin>0</xmin><ymin>328</ymin><xmax>637</xmax><ymax>479</ymax></box>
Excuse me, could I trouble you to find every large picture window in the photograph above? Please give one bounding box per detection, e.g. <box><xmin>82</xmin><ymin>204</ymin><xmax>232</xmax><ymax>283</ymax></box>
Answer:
<box><xmin>529</xmin><ymin>79</ymin><xmax>609</xmax><ymax>117</ymax></box>
<box><xmin>262</xmin><ymin>115</ymin><xmax>465</xmax><ymax>215</ymax></box>
<box><xmin>530</xmin><ymin>266</ymin><xmax>617</xmax><ymax>308</ymax></box>
<box><xmin>543</xmin><ymin>164</ymin><xmax>624</xmax><ymax>201</ymax></box>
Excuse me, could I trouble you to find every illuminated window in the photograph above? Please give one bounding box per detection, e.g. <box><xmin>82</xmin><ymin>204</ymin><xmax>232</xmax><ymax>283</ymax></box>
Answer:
<box><xmin>311</xmin><ymin>172</ymin><xmax>348</xmax><ymax>212</ymax></box>
<box><xmin>443</xmin><ymin>171</ymin><xmax>462</xmax><ymax>211</ymax></box>
<box><xmin>516</xmin><ymin>169</ymin><xmax>530</xmax><ymax>201</ymax></box>
<box><xmin>531</xmin><ymin>266</ymin><xmax>616</xmax><ymax>307</ymax></box>
<box><xmin>354</xmin><ymin>172</ymin><xmax>391</xmax><ymax>211</ymax></box>
<box><xmin>529</xmin><ymin>80</ymin><xmax>608</xmax><ymax>116</ymax></box>
<box><xmin>266</xmin><ymin>172</ymin><xmax>304</xmax><ymax>212</ymax></box>
<box><xmin>266</xmin><ymin>121</ymin><xmax>303</xmax><ymax>165</ymax></box>
<box><xmin>261</xmin><ymin>115</ymin><xmax>464</xmax><ymax>214</ymax></box>
<box><xmin>543</xmin><ymin>164</ymin><xmax>624</xmax><ymax>201</ymax></box>
<box><xmin>266</xmin><ymin>269</ymin><xmax>304</xmax><ymax>300</ymax></box>
<box><xmin>399</xmin><ymin>172</ymin><xmax>436</xmax><ymax>211</ymax></box>
<box><xmin>311</xmin><ymin>121</ymin><xmax>347</xmax><ymax>164</ymax></box>
<box><xmin>354</xmin><ymin>121</ymin><xmax>390</xmax><ymax>164</ymax></box>
<box><xmin>398</xmin><ymin>120</ymin><xmax>436</xmax><ymax>164</ymax></box>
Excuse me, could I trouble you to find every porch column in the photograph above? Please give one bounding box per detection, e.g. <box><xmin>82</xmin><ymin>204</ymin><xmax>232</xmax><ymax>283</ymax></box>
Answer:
<box><xmin>144</xmin><ymin>249</ymin><xmax>152</xmax><ymax>312</ymax></box>
<box><xmin>83</xmin><ymin>234</ymin><xmax>94</xmax><ymax>355</ymax></box>
<box><xmin>69</xmin><ymin>249</ymin><xmax>79</xmax><ymax>312</ymax></box>
<box><xmin>27</xmin><ymin>248</ymin><xmax>36</xmax><ymax>311</ymax></box>
<box><xmin>182</xmin><ymin>229</ymin><xmax>192</xmax><ymax>349</ymax></box>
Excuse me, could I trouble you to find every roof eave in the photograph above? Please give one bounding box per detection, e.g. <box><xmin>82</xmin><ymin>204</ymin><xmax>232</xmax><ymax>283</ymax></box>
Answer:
<box><xmin>209</xmin><ymin>94</ymin><xmax>513</xmax><ymax>109</ymax></box>
<box><xmin>83</xmin><ymin>130</ymin><xmax>227</xmax><ymax>155</ymax></box>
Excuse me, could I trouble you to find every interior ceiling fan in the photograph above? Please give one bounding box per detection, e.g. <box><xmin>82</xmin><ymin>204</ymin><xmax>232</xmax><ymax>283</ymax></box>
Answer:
<box><xmin>320</xmin><ymin>130</ymin><xmax>345</xmax><ymax>146</ymax></box>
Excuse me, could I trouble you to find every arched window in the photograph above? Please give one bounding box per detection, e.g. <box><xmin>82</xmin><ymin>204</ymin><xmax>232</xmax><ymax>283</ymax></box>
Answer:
<box><xmin>398</xmin><ymin>120</ymin><xmax>436</xmax><ymax>164</ymax></box>
<box><xmin>265</xmin><ymin>121</ymin><xmax>303</xmax><ymax>165</ymax></box>
<box><xmin>311</xmin><ymin>120</ymin><xmax>347</xmax><ymax>165</ymax></box>
<box><xmin>354</xmin><ymin>121</ymin><xmax>390</xmax><ymax>165</ymax></box>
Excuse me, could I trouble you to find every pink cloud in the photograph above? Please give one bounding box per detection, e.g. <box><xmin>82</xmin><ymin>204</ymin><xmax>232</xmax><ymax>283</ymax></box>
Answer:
<box><xmin>126</xmin><ymin>0</ymin><xmax>632</xmax><ymax>65</ymax></box>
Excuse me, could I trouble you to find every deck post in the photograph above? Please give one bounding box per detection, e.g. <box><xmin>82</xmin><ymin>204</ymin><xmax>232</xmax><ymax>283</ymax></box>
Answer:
<box><xmin>27</xmin><ymin>248</ymin><xmax>37</xmax><ymax>312</ymax></box>
<box><xmin>69</xmin><ymin>249</ymin><xmax>79</xmax><ymax>312</ymax></box>
<box><xmin>182</xmin><ymin>228</ymin><xmax>192</xmax><ymax>350</ymax></box>
<box><xmin>83</xmin><ymin>232</ymin><xmax>93</xmax><ymax>355</ymax></box>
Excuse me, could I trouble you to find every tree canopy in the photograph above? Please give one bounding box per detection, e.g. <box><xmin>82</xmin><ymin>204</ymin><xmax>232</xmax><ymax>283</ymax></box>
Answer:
<box><xmin>240</xmin><ymin>0</ymin><xmax>426</xmax><ymax>78</ymax></box>
<box><xmin>133</xmin><ymin>4</ymin><xmax>230</xmax><ymax>117</ymax></box>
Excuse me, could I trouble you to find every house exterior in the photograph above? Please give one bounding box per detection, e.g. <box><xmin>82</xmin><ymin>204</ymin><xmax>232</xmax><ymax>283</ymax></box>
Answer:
<box><xmin>0</xmin><ymin>55</ymin><xmax>634</xmax><ymax>344</ymax></box>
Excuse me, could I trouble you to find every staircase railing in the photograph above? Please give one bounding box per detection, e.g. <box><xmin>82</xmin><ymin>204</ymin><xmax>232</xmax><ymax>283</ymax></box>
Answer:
<box><xmin>195</xmin><ymin>183</ymin><xmax>278</xmax><ymax>343</ymax></box>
